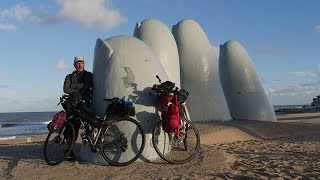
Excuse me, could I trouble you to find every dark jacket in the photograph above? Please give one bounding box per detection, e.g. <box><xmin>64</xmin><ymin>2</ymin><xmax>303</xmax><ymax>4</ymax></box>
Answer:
<box><xmin>63</xmin><ymin>70</ymin><xmax>93</xmax><ymax>104</ymax></box>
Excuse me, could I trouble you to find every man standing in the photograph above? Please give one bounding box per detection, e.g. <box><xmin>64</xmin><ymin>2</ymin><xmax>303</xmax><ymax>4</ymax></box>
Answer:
<box><xmin>64</xmin><ymin>56</ymin><xmax>93</xmax><ymax>105</ymax></box>
<box><xmin>63</xmin><ymin>56</ymin><xmax>93</xmax><ymax>160</ymax></box>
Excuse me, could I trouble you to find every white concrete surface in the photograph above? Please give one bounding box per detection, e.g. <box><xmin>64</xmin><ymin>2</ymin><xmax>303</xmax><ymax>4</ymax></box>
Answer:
<box><xmin>134</xmin><ymin>18</ymin><xmax>181</xmax><ymax>87</ymax></box>
<box><xmin>219</xmin><ymin>40</ymin><xmax>277</xmax><ymax>122</ymax></box>
<box><xmin>172</xmin><ymin>19</ymin><xmax>232</xmax><ymax>121</ymax></box>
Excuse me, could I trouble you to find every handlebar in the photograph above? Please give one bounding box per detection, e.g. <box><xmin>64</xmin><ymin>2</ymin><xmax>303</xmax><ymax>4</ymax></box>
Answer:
<box><xmin>57</xmin><ymin>94</ymin><xmax>85</xmax><ymax>107</ymax></box>
<box><xmin>156</xmin><ymin>75</ymin><xmax>161</xmax><ymax>83</ymax></box>
<box><xmin>152</xmin><ymin>75</ymin><xmax>189</xmax><ymax>105</ymax></box>
<box><xmin>57</xmin><ymin>94</ymin><xmax>69</xmax><ymax>106</ymax></box>
<box><xmin>152</xmin><ymin>75</ymin><xmax>179</xmax><ymax>95</ymax></box>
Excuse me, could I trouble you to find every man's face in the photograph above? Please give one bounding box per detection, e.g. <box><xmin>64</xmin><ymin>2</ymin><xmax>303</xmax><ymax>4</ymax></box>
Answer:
<box><xmin>74</xmin><ymin>61</ymin><xmax>85</xmax><ymax>72</ymax></box>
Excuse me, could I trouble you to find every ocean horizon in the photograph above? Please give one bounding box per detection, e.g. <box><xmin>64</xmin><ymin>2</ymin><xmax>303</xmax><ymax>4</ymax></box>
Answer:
<box><xmin>0</xmin><ymin>111</ymin><xmax>58</xmax><ymax>140</ymax></box>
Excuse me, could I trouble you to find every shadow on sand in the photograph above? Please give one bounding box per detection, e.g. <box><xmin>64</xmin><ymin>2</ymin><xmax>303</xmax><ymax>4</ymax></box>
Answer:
<box><xmin>0</xmin><ymin>140</ymin><xmax>83</xmax><ymax>176</ymax></box>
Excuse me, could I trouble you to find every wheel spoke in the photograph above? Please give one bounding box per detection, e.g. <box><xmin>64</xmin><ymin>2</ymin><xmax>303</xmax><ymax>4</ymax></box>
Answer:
<box><xmin>152</xmin><ymin>118</ymin><xmax>200</xmax><ymax>164</ymax></box>
<box><xmin>100</xmin><ymin>117</ymin><xmax>145</xmax><ymax>166</ymax></box>
<box><xmin>43</xmin><ymin>122</ymin><xmax>75</xmax><ymax>165</ymax></box>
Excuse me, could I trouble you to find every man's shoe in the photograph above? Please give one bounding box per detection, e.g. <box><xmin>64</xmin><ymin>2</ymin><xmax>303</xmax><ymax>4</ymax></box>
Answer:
<box><xmin>65</xmin><ymin>150</ymin><xmax>76</xmax><ymax>161</ymax></box>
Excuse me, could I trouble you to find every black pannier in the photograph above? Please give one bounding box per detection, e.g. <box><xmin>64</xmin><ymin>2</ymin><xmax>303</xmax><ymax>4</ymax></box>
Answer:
<box><xmin>159</xmin><ymin>81</ymin><xmax>175</xmax><ymax>95</ymax></box>
<box><xmin>106</xmin><ymin>97</ymin><xmax>135</xmax><ymax>117</ymax></box>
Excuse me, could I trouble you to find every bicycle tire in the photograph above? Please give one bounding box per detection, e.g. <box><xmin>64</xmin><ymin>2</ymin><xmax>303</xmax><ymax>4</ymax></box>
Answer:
<box><xmin>100</xmin><ymin>116</ymin><xmax>146</xmax><ymax>166</ymax></box>
<box><xmin>152</xmin><ymin>112</ymin><xmax>200</xmax><ymax>164</ymax></box>
<box><xmin>43</xmin><ymin>121</ymin><xmax>75</xmax><ymax>165</ymax></box>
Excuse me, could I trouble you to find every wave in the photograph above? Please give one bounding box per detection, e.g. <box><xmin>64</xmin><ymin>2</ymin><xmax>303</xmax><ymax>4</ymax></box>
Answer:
<box><xmin>42</xmin><ymin>120</ymin><xmax>51</xmax><ymax>125</ymax></box>
<box><xmin>0</xmin><ymin>136</ymin><xmax>16</xmax><ymax>141</ymax></box>
<box><xmin>0</xmin><ymin>122</ymin><xmax>49</xmax><ymax>128</ymax></box>
<box><xmin>0</xmin><ymin>124</ymin><xmax>18</xmax><ymax>128</ymax></box>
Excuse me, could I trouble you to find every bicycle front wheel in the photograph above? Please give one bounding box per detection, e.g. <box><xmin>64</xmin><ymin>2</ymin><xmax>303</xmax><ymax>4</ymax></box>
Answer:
<box><xmin>100</xmin><ymin>117</ymin><xmax>145</xmax><ymax>166</ymax></box>
<box><xmin>152</xmin><ymin>117</ymin><xmax>200</xmax><ymax>164</ymax></box>
<box><xmin>43</xmin><ymin>121</ymin><xmax>75</xmax><ymax>165</ymax></box>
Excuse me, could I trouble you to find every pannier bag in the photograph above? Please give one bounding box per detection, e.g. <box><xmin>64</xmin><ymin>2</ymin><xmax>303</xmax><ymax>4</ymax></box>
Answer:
<box><xmin>47</xmin><ymin>110</ymin><xmax>67</xmax><ymax>133</ymax></box>
<box><xmin>106</xmin><ymin>96</ymin><xmax>136</xmax><ymax>116</ymax></box>
<box><xmin>157</xmin><ymin>93</ymin><xmax>173</xmax><ymax>106</ymax></box>
<box><xmin>161</xmin><ymin>96</ymin><xmax>180</xmax><ymax>134</ymax></box>
<box><xmin>159</xmin><ymin>81</ymin><xmax>175</xmax><ymax>95</ymax></box>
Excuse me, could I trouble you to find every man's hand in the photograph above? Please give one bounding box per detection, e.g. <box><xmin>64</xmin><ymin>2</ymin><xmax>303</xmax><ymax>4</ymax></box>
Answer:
<box><xmin>70</xmin><ymin>83</ymin><xmax>83</xmax><ymax>90</ymax></box>
<box><xmin>76</xmin><ymin>83</ymin><xmax>84</xmax><ymax>89</ymax></box>
<box><xmin>72</xmin><ymin>92</ymin><xmax>82</xmax><ymax>102</ymax></box>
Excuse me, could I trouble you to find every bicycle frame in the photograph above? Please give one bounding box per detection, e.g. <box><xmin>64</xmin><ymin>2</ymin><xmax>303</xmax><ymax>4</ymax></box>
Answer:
<box><xmin>78</xmin><ymin>115</ymin><xmax>105</xmax><ymax>151</ymax></box>
<box><xmin>78</xmin><ymin>115</ymin><xmax>128</xmax><ymax>152</ymax></box>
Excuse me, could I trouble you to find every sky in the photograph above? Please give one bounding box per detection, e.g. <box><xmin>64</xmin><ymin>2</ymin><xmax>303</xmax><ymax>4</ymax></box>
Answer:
<box><xmin>0</xmin><ymin>0</ymin><xmax>320</xmax><ymax>113</ymax></box>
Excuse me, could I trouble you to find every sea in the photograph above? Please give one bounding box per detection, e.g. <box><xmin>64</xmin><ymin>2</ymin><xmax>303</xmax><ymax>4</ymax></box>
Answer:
<box><xmin>0</xmin><ymin>111</ymin><xmax>58</xmax><ymax>140</ymax></box>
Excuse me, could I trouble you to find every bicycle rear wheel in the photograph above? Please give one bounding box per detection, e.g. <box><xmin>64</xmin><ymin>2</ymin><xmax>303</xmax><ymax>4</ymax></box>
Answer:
<box><xmin>100</xmin><ymin>117</ymin><xmax>145</xmax><ymax>166</ymax></box>
<box><xmin>152</xmin><ymin>116</ymin><xmax>200</xmax><ymax>164</ymax></box>
<box><xmin>43</xmin><ymin>121</ymin><xmax>75</xmax><ymax>165</ymax></box>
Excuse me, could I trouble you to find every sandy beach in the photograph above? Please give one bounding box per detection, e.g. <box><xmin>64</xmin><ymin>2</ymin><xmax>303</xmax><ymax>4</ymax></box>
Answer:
<box><xmin>1</xmin><ymin>112</ymin><xmax>320</xmax><ymax>179</ymax></box>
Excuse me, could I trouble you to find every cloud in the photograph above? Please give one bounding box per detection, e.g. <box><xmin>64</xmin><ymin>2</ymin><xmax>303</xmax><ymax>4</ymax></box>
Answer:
<box><xmin>257</xmin><ymin>46</ymin><xmax>284</xmax><ymax>54</ymax></box>
<box><xmin>0</xmin><ymin>4</ymin><xmax>32</xmax><ymax>31</ymax></box>
<box><xmin>301</xmin><ymin>80</ymin><xmax>320</xmax><ymax>87</ymax></box>
<box><xmin>0</xmin><ymin>96</ymin><xmax>59</xmax><ymax>113</ymax></box>
<box><xmin>0</xmin><ymin>23</ymin><xmax>16</xmax><ymax>31</ymax></box>
<box><xmin>0</xmin><ymin>1</ymin><xmax>126</xmax><ymax>31</ymax></box>
<box><xmin>290</xmin><ymin>71</ymin><xmax>317</xmax><ymax>78</ymax></box>
<box><xmin>267</xmin><ymin>84</ymin><xmax>317</xmax><ymax>97</ymax></box>
<box><xmin>0</xmin><ymin>4</ymin><xmax>31</xmax><ymax>21</ymax></box>
<box><xmin>266</xmin><ymin>65</ymin><xmax>320</xmax><ymax>105</ymax></box>
<box><xmin>314</xmin><ymin>25</ymin><xmax>320</xmax><ymax>33</ymax></box>
<box><xmin>265</xmin><ymin>76</ymin><xmax>320</xmax><ymax>100</ymax></box>
<box><xmin>55</xmin><ymin>60</ymin><xmax>69</xmax><ymax>69</ymax></box>
<box><xmin>290</xmin><ymin>64</ymin><xmax>320</xmax><ymax>78</ymax></box>
<box><xmin>264</xmin><ymin>87</ymin><xmax>277</xmax><ymax>96</ymax></box>
<box><xmin>28</xmin><ymin>15</ymin><xmax>47</xmax><ymax>25</ymax></box>
<box><xmin>56</xmin><ymin>0</ymin><xmax>127</xmax><ymax>30</ymax></box>
<box><xmin>0</xmin><ymin>84</ymin><xmax>15</xmax><ymax>89</ymax></box>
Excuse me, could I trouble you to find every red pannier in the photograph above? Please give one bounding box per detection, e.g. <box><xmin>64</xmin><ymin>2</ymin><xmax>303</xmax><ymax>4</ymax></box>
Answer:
<box><xmin>157</xmin><ymin>94</ymin><xmax>173</xmax><ymax>106</ymax></box>
<box><xmin>167</xmin><ymin>103</ymin><xmax>180</xmax><ymax>129</ymax></box>
<box><xmin>161</xmin><ymin>96</ymin><xmax>180</xmax><ymax>135</ymax></box>
<box><xmin>47</xmin><ymin>111</ymin><xmax>67</xmax><ymax>133</ymax></box>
